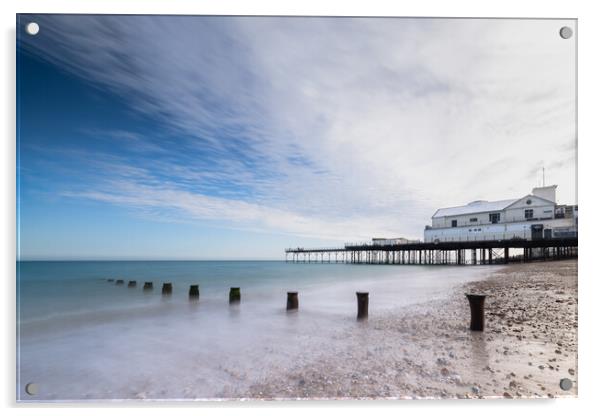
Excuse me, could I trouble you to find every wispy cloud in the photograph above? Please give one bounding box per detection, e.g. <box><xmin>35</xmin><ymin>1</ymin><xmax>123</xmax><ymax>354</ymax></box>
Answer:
<box><xmin>20</xmin><ymin>16</ymin><xmax>577</xmax><ymax>244</ymax></box>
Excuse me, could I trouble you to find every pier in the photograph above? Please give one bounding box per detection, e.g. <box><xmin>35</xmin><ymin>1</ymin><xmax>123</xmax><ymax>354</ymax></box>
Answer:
<box><xmin>285</xmin><ymin>238</ymin><xmax>578</xmax><ymax>265</ymax></box>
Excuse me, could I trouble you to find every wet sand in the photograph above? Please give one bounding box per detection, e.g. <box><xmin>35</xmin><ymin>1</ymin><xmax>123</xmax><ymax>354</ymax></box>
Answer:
<box><xmin>237</xmin><ymin>260</ymin><xmax>577</xmax><ymax>399</ymax></box>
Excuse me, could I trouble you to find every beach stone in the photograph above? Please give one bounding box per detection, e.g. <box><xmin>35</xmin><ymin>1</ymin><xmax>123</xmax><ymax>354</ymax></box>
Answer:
<box><xmin>440</xmin><ymin>368</ymin><xmax>449</xmax><ymax>376</ymax></box>
<box><xmin>568</xmin><ymin>368</ymin><xmax>575</xmax><ymax>375</ymax></box>
<box><xmin>503</xmin><ymin>392</ymin><xmax>512</xmax><ymax>398</ymax></box>
<box><xmin>471</xmin><ymin>386</ymin><xmax>480</xmax><ymax>394</ymax></box>
<box><xmin>436</xmin><ymin>357</ymin><xmax>449</xmax><ymax>366</ymax></box>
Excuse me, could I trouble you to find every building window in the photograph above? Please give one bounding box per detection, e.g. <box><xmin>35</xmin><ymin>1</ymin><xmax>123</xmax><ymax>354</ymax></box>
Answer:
<box><xmin>524</xmin><ymin>209</ymin><xmax>534</xmax><ymax>219</ymax></box>
<box><xmin>489</xmin><ymin>213</ymin><xmax>500</xmax><ymax>224</ymax></box>
<box><xmin>470</xmin><ymin>218</ymin><xmax>478</xmax><ymax>223</ymax></box>
<box><xmin>451</xmin><ymin>220</ymin><xmax>457</xmax><ymax>228</ymax></box>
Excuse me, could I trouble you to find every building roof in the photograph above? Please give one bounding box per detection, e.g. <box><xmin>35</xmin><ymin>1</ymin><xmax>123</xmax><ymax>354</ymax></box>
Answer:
<box><xmin>432</xmin><ymin>198</ymin><xmax>518</xmax><ymax>218</ymax></box>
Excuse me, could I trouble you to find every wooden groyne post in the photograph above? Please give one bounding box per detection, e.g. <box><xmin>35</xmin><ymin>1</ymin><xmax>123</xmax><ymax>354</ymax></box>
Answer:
<box><xmin>229</xmin><ymin>287</ymin><xmax>241</xmax><ymax>304</ymax></box>
<box><xmin>115</xmin><ymin>279</ymin><xmax>124</xmax><ymax>285</ymax></box>
<box><xmin>143</xmin><ymin>282</ymin><xmax>153</xmax><ymax>291</ymax></box>
<box><xmin>189</xmin><ymin>284</ymin><xmax>199</xmax><ymax>299</ymax></box>
<box><xmin>162</xmin><ymin>283</ymin><xmax>173</xmax><ymax>295</ymax></box>
<box><xmin>128</xmin><ymin>280</ymin><xmax>137</xmax><ymax>288</ymax></box>
<box><xmin>356</xmin><ymin>292</ymin><xmax>369</xmax><ymax>320</ymax></box>
<box><xmin>286</xmin><ymin>292</ymin><xmax>299</xmax><ymax>311</ymax></box>
<box><xmin>466</xmin><ymin>293</ymin><xmax>486</xmax><ymax>331</ymax></box>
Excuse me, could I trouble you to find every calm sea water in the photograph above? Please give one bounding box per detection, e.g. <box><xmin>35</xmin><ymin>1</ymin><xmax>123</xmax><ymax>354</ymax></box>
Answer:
<box><xmin>17</xmin><ymin>260</ymin><xmax>494</xmax><ymax>400</ymax></box>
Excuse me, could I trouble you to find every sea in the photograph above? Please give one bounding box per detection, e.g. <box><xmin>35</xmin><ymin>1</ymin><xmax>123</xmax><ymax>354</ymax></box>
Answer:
<box><xmin>17</xmin><ymin>260</ymin><xmax>494</xmax><ymax>400</ymax></box>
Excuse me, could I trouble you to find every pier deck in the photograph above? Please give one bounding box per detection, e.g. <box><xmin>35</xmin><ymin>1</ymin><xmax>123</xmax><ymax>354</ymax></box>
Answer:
<box><xmin>285</xmin><ymin>238</ymin><xmax>578</xmax><ymax>265</ymax></box>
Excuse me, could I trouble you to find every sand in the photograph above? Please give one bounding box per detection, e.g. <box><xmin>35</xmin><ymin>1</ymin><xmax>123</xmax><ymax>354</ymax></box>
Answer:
<box><xmin>236</xmin><ymin>260</ymin><xmax>578</xmax><ymax>399</ymax></box>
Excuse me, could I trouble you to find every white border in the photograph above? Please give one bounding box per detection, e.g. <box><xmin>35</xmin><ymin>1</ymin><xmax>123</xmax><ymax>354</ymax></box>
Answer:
<box><xmin>2</xmin><ymin>1</ymin><xmax>601</xmax><ymax>415</ymax></box>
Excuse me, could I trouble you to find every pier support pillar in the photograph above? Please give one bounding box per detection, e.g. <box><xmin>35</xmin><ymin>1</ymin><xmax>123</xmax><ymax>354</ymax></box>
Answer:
<box><xmin>466</xmin><ymin>293</ymin><xmax>486</xmax><ymax>331</ymax></box>
<box><xmin>504</xmin><ymin>247</ymin><xmax>509</xmax><ymax>264</ymax></box>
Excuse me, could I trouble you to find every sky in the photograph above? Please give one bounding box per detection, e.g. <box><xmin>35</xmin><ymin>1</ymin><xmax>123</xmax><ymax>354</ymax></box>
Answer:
<box><xmin>16</xmin><ymin>15</ymin><xmax>577</xmax><ymax>260</ymax></box>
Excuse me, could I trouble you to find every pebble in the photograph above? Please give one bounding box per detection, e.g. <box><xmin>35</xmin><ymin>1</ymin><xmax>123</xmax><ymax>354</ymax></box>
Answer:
<box><xmin>437</xmin><ymin>357</ymin><xmax>449</xmax><ymax>366</ymax></box>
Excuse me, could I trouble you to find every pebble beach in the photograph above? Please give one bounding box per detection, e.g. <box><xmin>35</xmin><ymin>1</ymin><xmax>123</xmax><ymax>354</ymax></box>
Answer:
<box><xmin>239</xmin><ymin>260</ymin><xmax>578</xmax><ymax>399</ymax></box>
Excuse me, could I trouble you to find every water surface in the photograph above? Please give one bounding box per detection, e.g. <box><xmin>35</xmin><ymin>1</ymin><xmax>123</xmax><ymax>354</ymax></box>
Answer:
<box><xmin>17</xmin><ymin>260</ymin><xmax>495</xmax><ymax>400</ymax></box>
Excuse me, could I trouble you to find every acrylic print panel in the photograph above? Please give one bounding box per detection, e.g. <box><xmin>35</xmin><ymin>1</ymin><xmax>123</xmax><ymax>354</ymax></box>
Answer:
<box><xmin>16</xmin><ymin>15</ymin><xmax>577</xmax><ymax>401</ymax></box>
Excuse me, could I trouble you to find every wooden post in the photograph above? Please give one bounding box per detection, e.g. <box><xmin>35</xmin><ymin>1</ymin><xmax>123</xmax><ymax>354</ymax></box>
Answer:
<box><xmin>286</xmin><ymin>292</ymin><xmax>299</xmax><ymax>311</ymax></box>
<box><xmin>143</xmin><ymin>282</ymin><xmax>153</xmax><ymax>291</ymax></box>
<box><xmin>229</xmin><ymin>287</ymin><xmax>241</xmax><ymax>304</ymax></box>
<box><xmin>162</xmin><ymin>283</ymin><xmax>173</xmax><ymax>295</ymax></box>
<box><xmin>116</xmin><ymin>279</ymin><xmax>124</xmax><ymax>285</ymax></box>
<box><xmin>466</xmin><ymin>294</ymin><xmax>486</xmax><ymax>331</ymax></box>
<box><xmin>356</xmin><ymin>292</ymin><xmax>369</xmax><ymax>320</ymax></box>
<box><xmin>189</xmin><ymin>284</ymin><xmax>199</xmax><ymax>299</ymax></box>
<box><xmin>128</xmin><ymin>280</ymin><xmax>136</xmax><ymax>288</ymax></box>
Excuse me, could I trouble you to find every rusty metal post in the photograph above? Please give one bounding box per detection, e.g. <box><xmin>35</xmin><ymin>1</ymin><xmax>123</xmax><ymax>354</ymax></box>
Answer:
<box><xmin>189</xmin><ymin>284</ymin><xmax>199</xmax><ymax>299</ymax></box>
<box><xmin>229</xmin><ymin>287</ymin><xmax>241</xmax><ymax>304</ymax></box>
<box><xmin>466</xmin><ymin>293</ymin><xmax>486</xmax><ymax>331</ymax></box>
<box><xmin>356</xmin><ymin>292</ymin><xmax>369</xmax><ymax>320</ymax></box>
<box><xmin>286</xmin><ymin>292</ymin><xmax>299</xmax><ymax>311</ymax></box>
<box><xmin>128</xmin><ymin>280</ymin><xmax>136</xmax><ymax>288</ymax></box>
<box><xmin>162</xmin><ymin>283</ymin><xmax>172</xmax><ymax>295</ymax></box>
<box><xmin>116</xmin><ymin>279</ymin><xmax>124</xmax><ymax>285</ymax></box>
<box><xmin>143</xmin><ymin>282</ymin><xmax>153</xmax><ymax>291</ymax></box>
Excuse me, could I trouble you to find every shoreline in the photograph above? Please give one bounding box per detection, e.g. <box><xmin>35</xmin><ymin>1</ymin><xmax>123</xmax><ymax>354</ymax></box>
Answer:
<box><xmin>237</xmin><ymin>260</ymin><xmax>578</xmax><ymax>399</ymax></box>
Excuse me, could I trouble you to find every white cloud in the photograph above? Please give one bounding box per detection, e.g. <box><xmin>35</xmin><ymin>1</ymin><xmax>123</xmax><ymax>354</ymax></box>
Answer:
<box><xmin>21</xmin><ymin>16</ymin><xmax>577</xmax><ymax>243</ymax></box>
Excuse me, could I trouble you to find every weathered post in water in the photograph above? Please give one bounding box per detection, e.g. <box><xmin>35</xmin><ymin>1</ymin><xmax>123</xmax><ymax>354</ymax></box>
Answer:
<box><xmin>116</xmin><ymin>279</ymin><xmax>124</xmax><ymax>285</ymax></box>
<box><xmin>128</xmin><ymin>280</ymin><xmax>137</xmax><ymax>288</ymax></box>
<box><xmin>143</xmin><ymin>282</ymin><xmax>153</xmax><ymax>291</ymax></box>
<box><xmin>229</xmin><ymin>287</ymin><xmax>241</xmax><ymax>304</ymax></box>
<box><xmin>286</xmin><ymin>292</ymin><xmax>299</xmax><ymax>311</ymax></box>
<box><xmin>189</xmin><ymin>284</ymin><xmax>199</xmax><ymax>299</ymax></box>
<box><xmin>107</xmin><ymin>278</ymin><xmax>115</xmax><ymax>282</ymax></box>
<box><xmin>356</xmin><ymin>292</ymin><xmax>369</xmax><ymax>320</ymax></box>
<box><xmin>162</xmin><ymin>283</ymin><xmax>173</xmax><ymax>295</ymax></box>
<box><xmin>466</xmin><ymin>293</ymin><xmax>486</xmax><ymax>331</ymax></box>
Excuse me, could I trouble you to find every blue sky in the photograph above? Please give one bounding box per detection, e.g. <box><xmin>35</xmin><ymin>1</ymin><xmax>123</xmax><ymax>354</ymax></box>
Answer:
<box><xmin>17</xmin><ymin>15</ymin><xmax>576</xmax><ymax>260</ymax></box>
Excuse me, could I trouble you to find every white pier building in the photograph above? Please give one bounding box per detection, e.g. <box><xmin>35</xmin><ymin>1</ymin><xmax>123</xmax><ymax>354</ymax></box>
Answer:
<box><xmin>424</xmin><ymin>185</ymin><xmax>577</xmax><ymax>243</ymax></box>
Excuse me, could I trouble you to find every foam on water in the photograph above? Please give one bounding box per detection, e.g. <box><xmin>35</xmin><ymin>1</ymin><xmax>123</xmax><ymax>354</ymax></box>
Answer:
<box><xmin>17</xmin><ymin>261</ymin><xmax>495</xmax><ymax>400</ymax></box>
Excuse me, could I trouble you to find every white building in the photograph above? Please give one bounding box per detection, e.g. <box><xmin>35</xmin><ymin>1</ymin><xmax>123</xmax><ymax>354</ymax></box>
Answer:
<box><xmin>424</xmin><ymin>185</ymin><xmax>577</xmax><ymax>243</ymax></box>
<box><xmin>371</xmin><ymin>237</ymin><xmax>420</xmax><ymax>246</ymax></box>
